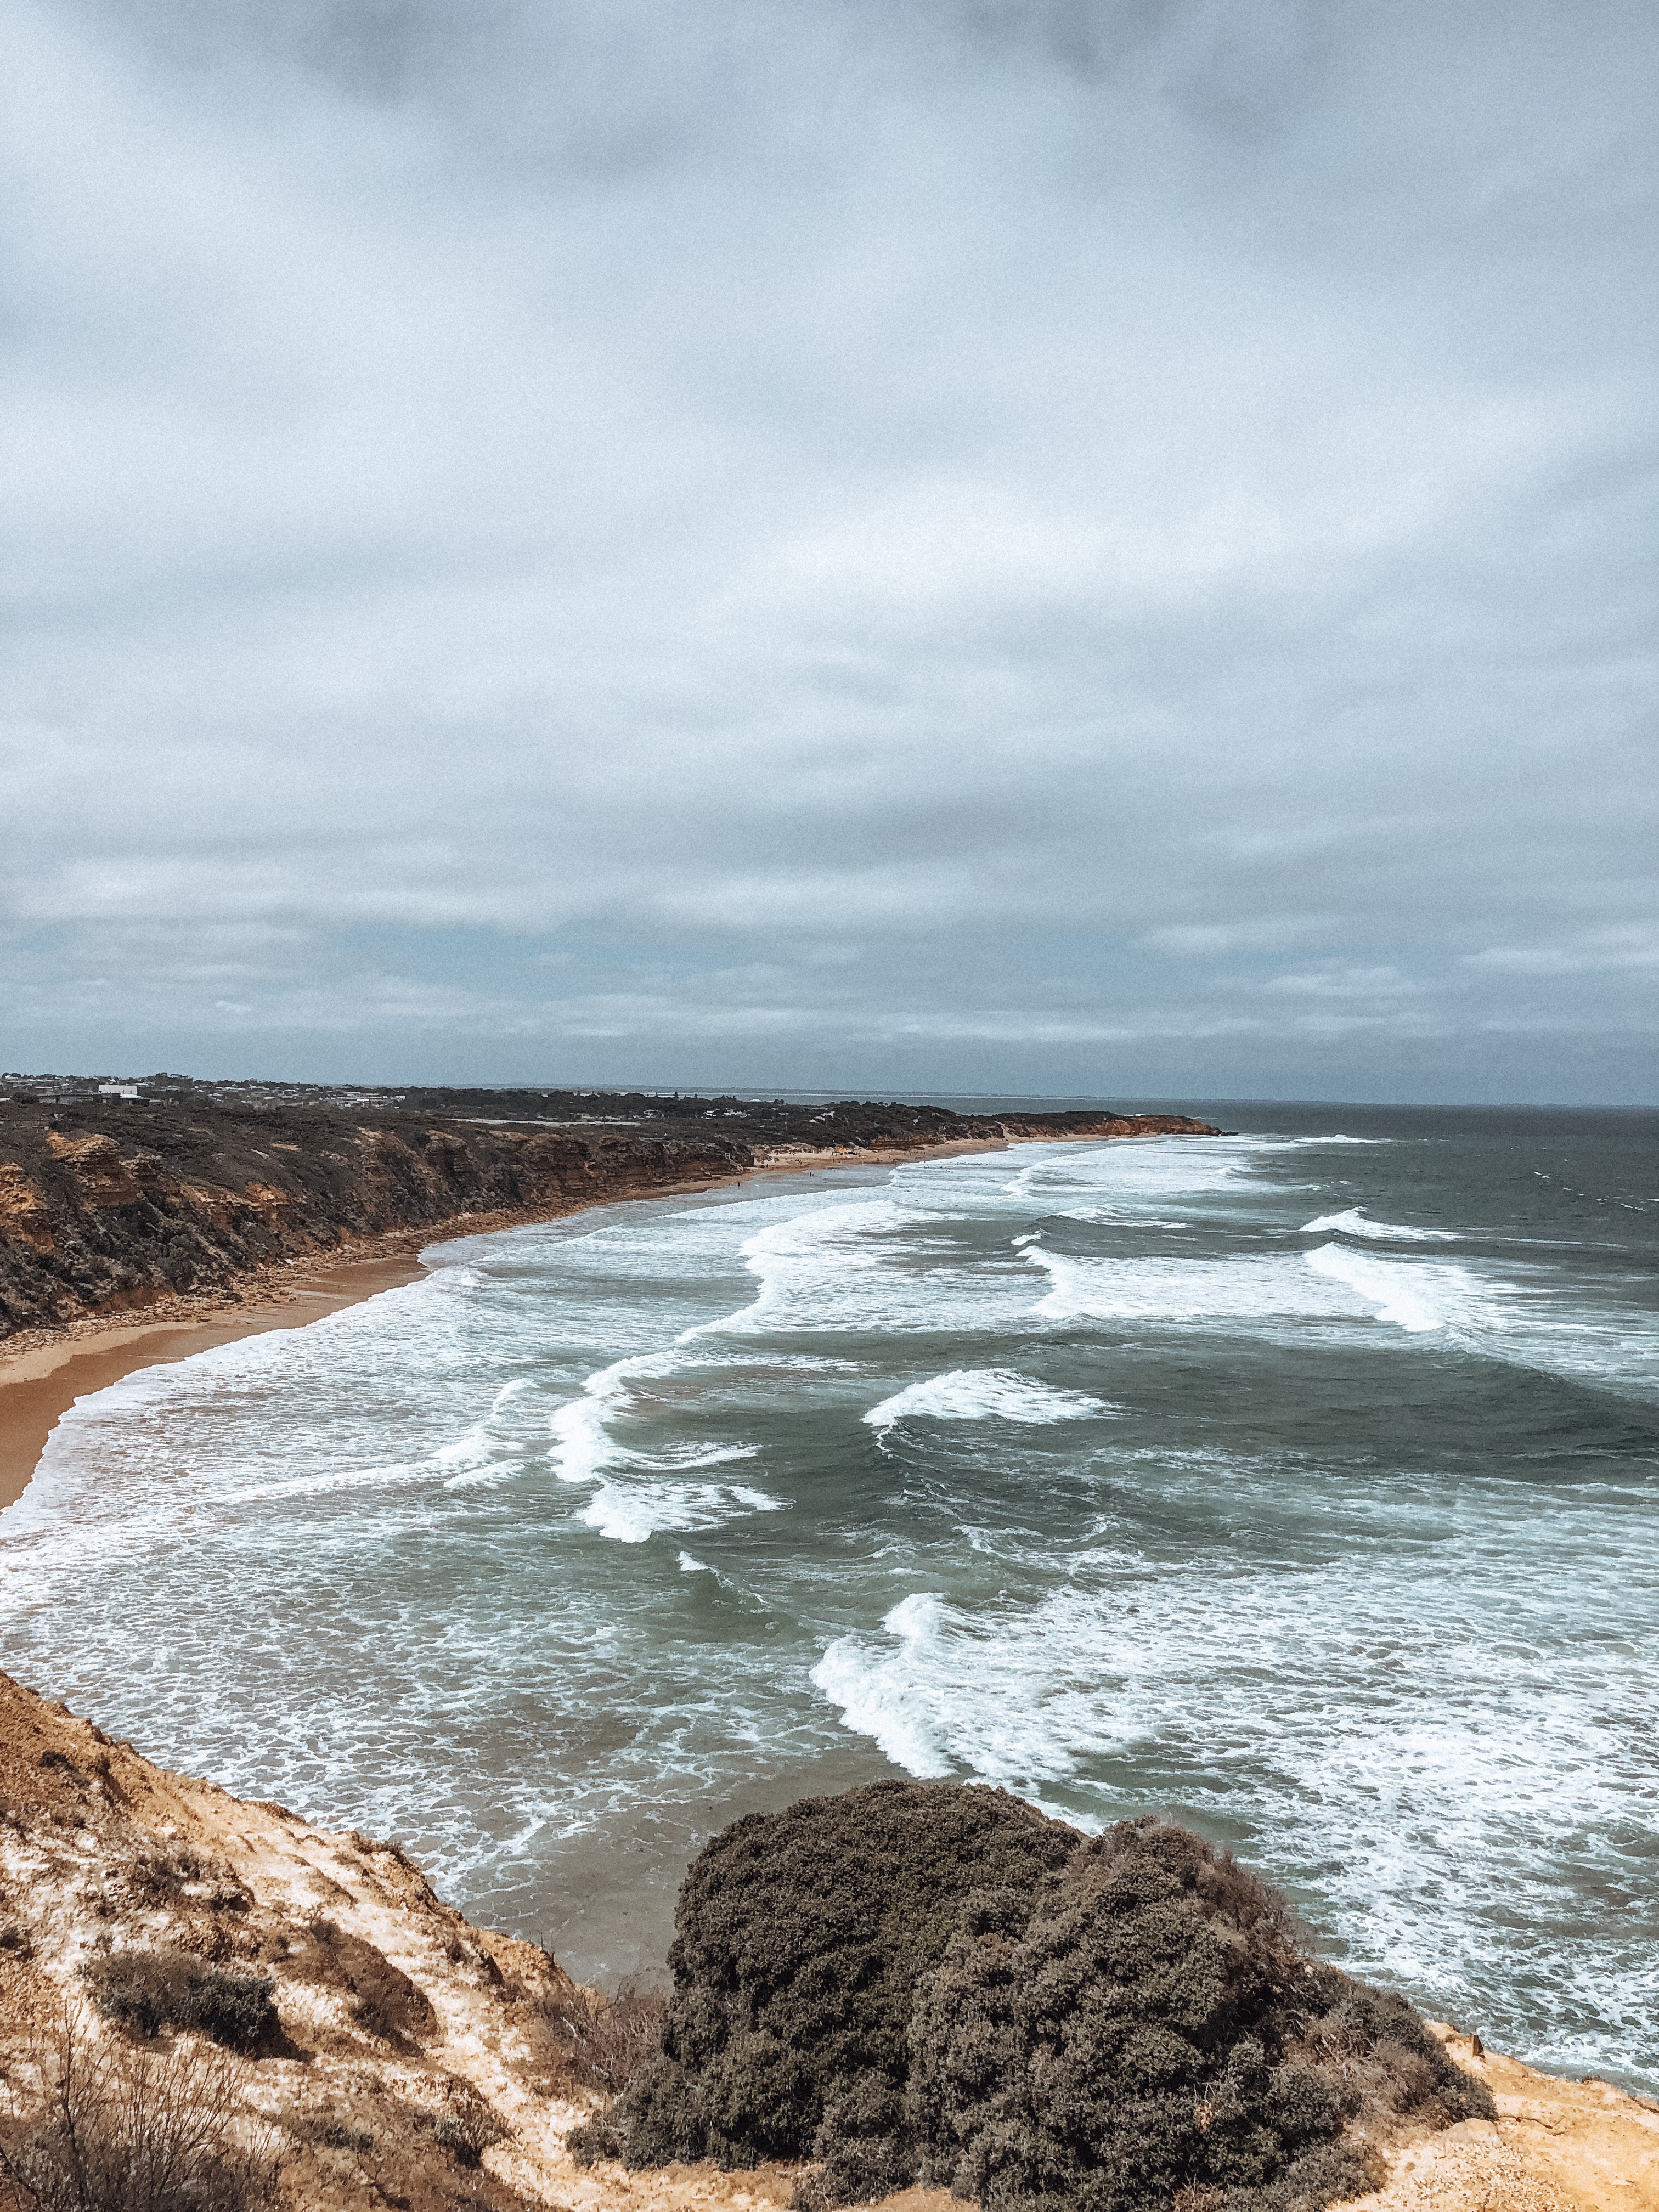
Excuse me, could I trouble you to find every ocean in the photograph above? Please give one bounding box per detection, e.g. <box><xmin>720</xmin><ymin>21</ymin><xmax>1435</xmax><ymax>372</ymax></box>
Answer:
<box><xmin>2</xmin><ymin>1102</ymin><xmax>1655</xmax><ymax>2093</ymax></box>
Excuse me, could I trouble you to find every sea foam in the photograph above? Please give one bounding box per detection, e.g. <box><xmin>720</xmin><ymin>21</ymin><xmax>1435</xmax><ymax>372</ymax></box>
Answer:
<box><xmin>864</xmin><ymin>1369</ymin><xmax>1120</xmax><ymax>1432</ymax></box>
<box><xmin>1301</xmin><ymin>1207</ymin><xmax>1459</xmax><ymax>1242</ymax></box>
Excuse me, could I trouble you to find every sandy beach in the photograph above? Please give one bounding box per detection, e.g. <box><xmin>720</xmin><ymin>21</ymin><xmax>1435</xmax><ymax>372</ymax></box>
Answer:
<box><xmin>0</xmin><ymin>1136</ymin><xmax>1014</xmax><ymax>1514</ymax></box>
<box><xmin>0</xmin><ymin>1251</ymin><xmax>428</xmax><ymax>1512</ymax></box>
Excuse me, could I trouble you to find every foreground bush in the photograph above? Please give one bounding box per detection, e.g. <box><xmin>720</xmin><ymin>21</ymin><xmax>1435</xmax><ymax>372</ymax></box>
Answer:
<box><xmin>574</xmin><ymin>1779</ymin><xmax>1075</xmax><ymax>2170</ymax></box>
<box><xmin>0</xmin><ymin>2023</ymin><xmax>275</xmax><ymax>2212</ymax></box>
<box><xmin>577</xmin><ymin>1783</ymin><xmax>1492</xmax><ymax>2211</ymax></box>
<box><xmin>84</xmin><ymin>1951</ymin><xmax>275</xmax><ymax>2053</ymax></box>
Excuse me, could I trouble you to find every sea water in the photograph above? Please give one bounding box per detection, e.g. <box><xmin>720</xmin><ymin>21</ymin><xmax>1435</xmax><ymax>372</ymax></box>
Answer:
<box><xmin>2</xmin><ymin>1103</ymin><xmax>1655</xmax><ymax>2092</ymax></box>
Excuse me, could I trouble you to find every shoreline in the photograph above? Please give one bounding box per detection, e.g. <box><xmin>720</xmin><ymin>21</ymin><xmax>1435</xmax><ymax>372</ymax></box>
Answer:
<box><xmin>0</xmin><ymin>1135</ymin><xmax>1011</xmax><ymax>1514</ymax></box>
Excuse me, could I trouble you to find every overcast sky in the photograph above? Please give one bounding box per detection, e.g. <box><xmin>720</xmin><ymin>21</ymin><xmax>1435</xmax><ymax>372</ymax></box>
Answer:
<box><xmin>3</xmin><ymin>1</ymin><xmax>1655</xmax><ymax>1102</ymax></box>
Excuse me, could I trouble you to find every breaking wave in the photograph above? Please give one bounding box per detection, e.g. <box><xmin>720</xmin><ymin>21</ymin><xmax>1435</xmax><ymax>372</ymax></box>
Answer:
<box><xmin>864</xmin><ymin>1370</ymin><xmax>1121</xmax><ymax>1432</ymax></box>
<box><xmin>1302</xmin><ymin>1207</ymin><xmax>1459</xmax><ymax>1242</ymax></box>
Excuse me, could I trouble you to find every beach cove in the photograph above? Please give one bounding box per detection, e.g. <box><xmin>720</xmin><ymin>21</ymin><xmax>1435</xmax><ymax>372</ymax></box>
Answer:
<box><xmin>2</xmin><ymin>1102</ymin><xmax>1655</xmax><ymax>2111</ymax></box>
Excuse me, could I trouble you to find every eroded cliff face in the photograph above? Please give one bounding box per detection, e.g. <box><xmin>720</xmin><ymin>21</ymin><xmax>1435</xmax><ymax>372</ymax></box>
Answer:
<box><xmin>0</xmin><ymin>1666</ymin><xmax>798</xmax><ymax>2212</ymax></box>
<box><xmin>0</xmin><ymin>1093</ymin><xmax>1220</xmax><ymax>1341</ymax></box>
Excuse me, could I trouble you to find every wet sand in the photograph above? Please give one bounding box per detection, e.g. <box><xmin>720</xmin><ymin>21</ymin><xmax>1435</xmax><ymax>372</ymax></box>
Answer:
<box><xmin>0</xmin><ymin>1253</ymin><xmax>427</xmax><ymax>1511</ymax></box>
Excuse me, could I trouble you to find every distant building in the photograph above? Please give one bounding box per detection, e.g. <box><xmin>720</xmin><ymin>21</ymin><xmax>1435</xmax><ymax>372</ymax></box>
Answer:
<box><xmin>98</xmin><ymin>1082</ymin><xmax>142</xmax><ymax>1099</ymax></box>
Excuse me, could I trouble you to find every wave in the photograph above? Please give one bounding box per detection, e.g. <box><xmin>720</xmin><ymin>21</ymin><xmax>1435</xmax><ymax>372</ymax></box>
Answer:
<box><xmin>692</xmin><ymin>1200</ymin><xmax>918</xmax><ymax>1336</ymax></box>
<box><xmin>1301</xmin><ymin>1208</ymin><xmax>1459</xmax><ymax>1242</ymax></box>
<box><xmin>1025</xmin><ymin>1241</ymin><xmax>1498</xmax><ymax>1338</ymax></box>
<box><xmin>1300</xmin><ymin>1243</ymin><xmax>1488</xmax><ymax>1333</ymax></box>
<box><xmin>549</xmin><ymin>1351</ymin><xmax>780</xmax><ymax>1542</ymax></box>
<box><xmin>811</xmin><ymin>1594</ymin><xmax>958</xmax><ymax>1777</ymax></box>
<box><xmin>582</xmin><ymin>1476</ymin><xmax>784</xmax><ymax>1545</ymax></box>
<box><xmin>1285</xmin><ymin>1133</ymin><xmax>1393</xmax><ymax>1146</ymax></box>
<box><xmin>994</xmin><ymin>1141</ymin><xmax>1252</xmax><ymax>1209</ymax></box>
<box><xmin>864</xmin><ymin>1369</ymin><xmax>1121</xmax><ymax>1432</ymax></box>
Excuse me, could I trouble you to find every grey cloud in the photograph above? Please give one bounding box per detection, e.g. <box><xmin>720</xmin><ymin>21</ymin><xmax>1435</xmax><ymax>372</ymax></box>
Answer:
<box><xmin>3</xmin><ymin>0</ymin><xmax>1656</xmax><ymax>1099</ymax></box>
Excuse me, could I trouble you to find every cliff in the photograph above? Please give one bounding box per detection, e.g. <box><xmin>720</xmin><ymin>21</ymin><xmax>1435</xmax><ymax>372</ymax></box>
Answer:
<box><xmin>0</xmin><ymin>1086</ymin><xmax>1219</xmax><ymax>1343</ymax></box>
<box><xmin>0</xmin><ymin>1669</ymin><xmax>1652</xmax><ymax>2212</ymax></box>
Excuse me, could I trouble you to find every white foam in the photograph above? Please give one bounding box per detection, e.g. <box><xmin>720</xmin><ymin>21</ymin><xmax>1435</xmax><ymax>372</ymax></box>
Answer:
<box><xmin>810</xmin><ymin>1595</ymin><xmax>955</xmax><ymax>1776</ymax></box>
<box><xmin>1026</xmin><ymin>1244</ymin><xmax>1356</xmax><ymax>1327</ymax></box>
<box><xmin>1288</xmin><ymin>1133</ymin><xmax>1393</xmax><ymax>1145</ymax></box>
<box><xmin>864</xmin><ymin>1369</ymin><xmax>1121</xmax><ymax>1432</ymax></box>
<box><xmin>688</xmin><ymin>1196</ymin><xmax>1015</xmax><ymax>1339</ymax></box>
<box><xmin>581</xmin><ymin>1478</ymin><xmax>784</xmax><ymax>1544</ymax></box>
<box><xmin>990</xmin><ymin>1139</ymin><xmax>1252</xmax><ymax>1210</ymax></box>
<box><xmin>546</xmin><ymin>1350</ymin><xmax>780</xmax><ymax>1541</ymax></box>
<box><xmin>1302</xmin><ymin>1207</ymin><xmax>1460</xmax><ymax>1242</ymax></box>
<box><xmin>1023</xmin><ymin>1239</ymin><xmax>1500</xmax><ymax>1340</ymax></box>
<box><xmin>1301</xmin><ymin>1243</ymin><xmax>1487</xmax><ymax>1333</ymax></box>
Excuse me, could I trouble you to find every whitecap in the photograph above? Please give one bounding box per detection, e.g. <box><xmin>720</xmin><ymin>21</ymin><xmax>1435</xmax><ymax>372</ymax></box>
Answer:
<box><xmin>864</xmin><ymin>1369</ymin><xmax>1121</xmax><ymax>1432</ymax></box>
<box><xmin>1302</xmin><ymin>1243</ymin><xmax>1491</xmax><ymax>1334</ymax></box>
<box><xmin>810</xmin><ymin>1594</ymin><xmax>957</xmax><ymax>1777</ymax></box>
<box><xmin>1024</xmin><ymin>1240</ymin><xmax>1502</xmax><ymax>1340</ymax></box>
<box><xmin>581</xmin><ymin>1479</ymin><xmax>785</xmax><ymax>1544</ymax></box>
<box><xmin>1302</xmin><ymin>1207</ymin><xmax>1459</xmax><ymax>1243</ymax></box>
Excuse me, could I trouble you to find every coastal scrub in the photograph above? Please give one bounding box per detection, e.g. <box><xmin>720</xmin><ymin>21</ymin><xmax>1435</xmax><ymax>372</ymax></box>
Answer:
<box><xmin>575</xmin><ymin>1782</ymin><xmax>1492</xmax><ymax>2210</ymax></box>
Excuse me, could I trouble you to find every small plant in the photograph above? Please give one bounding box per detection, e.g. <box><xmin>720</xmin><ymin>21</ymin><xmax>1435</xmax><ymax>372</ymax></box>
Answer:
<box><xmin>0</xmin><ymin>2018</ymin><xmax>278</xmax><ymax>2212</ymax></box>
<box><xmin>429</xmin><ymin>2101</ymin><xmax>506</xmax><ymax>2170</ymax></box>
<box><xmin>85</xmin><ymin>1949</ymin><xmax>276</xmax><ymax>2052</ymax></box>
<box><xmin>537</xmin><ymin>1978</ymin><xmax>667</xmax><ymax>2098</ymax></box>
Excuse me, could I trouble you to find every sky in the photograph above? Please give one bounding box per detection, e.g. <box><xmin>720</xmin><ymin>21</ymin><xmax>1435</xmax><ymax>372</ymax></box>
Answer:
<box><xmin>3</xmin><ymin>0</ymin><xmax>1655</xmax><ymax>1104</ymax></box>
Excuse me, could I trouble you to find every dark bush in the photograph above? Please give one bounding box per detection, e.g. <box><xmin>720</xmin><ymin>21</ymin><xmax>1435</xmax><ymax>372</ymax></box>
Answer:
<box><xmin>582</xmin><ymin>1787</ymin><xmax>1492</xmax><ymax>2211</ymax></box>
<box><xmin>583</xmin><ymin>1780</ymin><xmax>1076</xmax><ymax>2171</ymax></box>
<box><xmin>85</xmin><ymin>1949</ymin><xmax>276</xmax><ymax>2052</ymax></box>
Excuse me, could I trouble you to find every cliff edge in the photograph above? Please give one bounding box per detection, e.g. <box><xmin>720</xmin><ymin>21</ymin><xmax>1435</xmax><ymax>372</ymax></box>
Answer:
<box><xmin>1</xmin><ymin>1670</ymin><xmax>1652</xmax><ymax>2211</ymax></box>
<box><xmin>0</xmin><ymin>1087</ymin><xmax>1219</xmax><ymax>1344</ymax></box>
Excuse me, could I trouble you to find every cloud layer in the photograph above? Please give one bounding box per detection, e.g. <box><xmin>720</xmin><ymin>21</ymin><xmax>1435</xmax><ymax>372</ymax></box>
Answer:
<box><xmin>4</xmin><ymin>0</ymin><xmax>1656</xmax><ymax>1099</ymax></box>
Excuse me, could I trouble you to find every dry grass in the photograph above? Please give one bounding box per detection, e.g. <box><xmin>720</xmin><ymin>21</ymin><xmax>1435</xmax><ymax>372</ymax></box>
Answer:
<box><xmin>534</xmin><ymin>1979</ymin><xmax>667</xmax><ymax>2097</ymax></box>
<box><xmin>0</xmin><ymin>2019</ymin><xmax>277</xmax><ymax>2212</ymax></box>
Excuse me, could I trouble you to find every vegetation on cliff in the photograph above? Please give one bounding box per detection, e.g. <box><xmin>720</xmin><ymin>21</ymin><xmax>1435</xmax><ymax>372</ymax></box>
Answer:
<box><xmin>577</xmin><ymin>1781</ymin><xmax>1492</xmax><ymax>2211</ymax></box>
<box><xmin>0</xmin><ymin>1086</ymin><xmax>1217</xmax><ymax>1340</ymax></box>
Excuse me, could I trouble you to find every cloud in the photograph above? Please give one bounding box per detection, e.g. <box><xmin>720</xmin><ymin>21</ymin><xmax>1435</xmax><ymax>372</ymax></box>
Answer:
<box><xmin>2</xmin><ymin>0</ymin><xmax>1656</xmax><ymax>1099</ymax></box>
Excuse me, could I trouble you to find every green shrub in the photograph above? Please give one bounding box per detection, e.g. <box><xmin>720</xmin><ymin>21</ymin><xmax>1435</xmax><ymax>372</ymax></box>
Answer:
<box><xmin>85</xmin><ymin>1949</ymin><xmax>276</xmax><ymax>2052</ymax></box>
<box><xmin>579</xmin><ymin>1786</ymin><xmax>1493</xmax><ymax>2211</ymax></box>
<box><xmin>578</xmin><ymin>1780</ymin><xmax>1077</xmax><ymax>2169</ymax></box>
